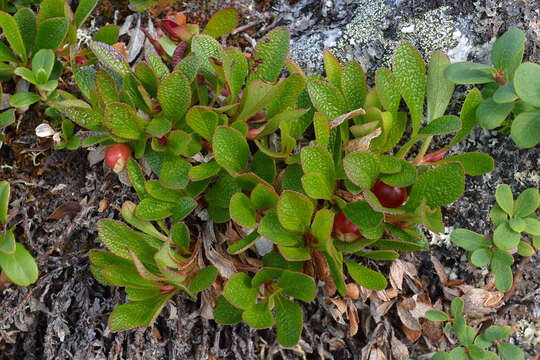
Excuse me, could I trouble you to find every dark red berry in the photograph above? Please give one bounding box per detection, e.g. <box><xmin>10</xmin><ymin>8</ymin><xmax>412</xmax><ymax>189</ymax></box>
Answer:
<box><xmin>371</xmin><ymin>179</ymin><xmax>408</xmax><ymax>208</ymax></box>
<box><xmin>105</xmin><ymin>144</ymin><xmax>131</xmax><ymax>173</ymax></box>
<box><xmin>334</xmin><ymin>211</ymin><xmax>362</xmax><ymax>242</ymax></box>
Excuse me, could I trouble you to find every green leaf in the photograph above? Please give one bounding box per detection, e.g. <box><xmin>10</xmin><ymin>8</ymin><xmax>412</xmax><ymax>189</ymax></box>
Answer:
<box><xmin>0</xmin><ymin>181</ymin><xmax>9</xmax><ymax>225</ymax></box>
<box><xmin>427</xmin><ymin>51</ymin><xmax>454</xmax><ymax>122</ymax></box>
<box><xmin>102</xmin><ymin>265</ymin><xmax>157</xmax><ymax>289</ymax></box>
<box><xmin>343</xmin><ymin>201</ymin><xmax>383</xmax><ymax>230</ymax></box>
<box><xmin>493</xmin><ymin>82</ymin><xmax>518</xmax><ymax>104</ymax></box>
<box><xmin>408</xmin><ymin>163</ymin><xmax>464</xmax><ymax>208</ymax></box>
<box><xmin>471</xmin><ymin>248</ymin><xmax>491</xmax><ymax>267</ymax></box>
<box><xmin>279</xmin><ymin>245</ymin><xmax>311</xmax><ymax>261</ymax></box>
<box><xmin>213</xmin><ymin>295</ymin><xmax>243</xmax><ymax>325</ymax></box>
<box><xmin>393</xmin><ymin>41</ymin><xmax>426</xmax><ymax>135</ymax></box>
<box><xmin>14</xmin><ymin>8</ymin><xmax>36</xmax><ymax>55</ymax></box>
<box><xmin>0</xmin><ymin>11</ymin><xmax>27</xmax><ymax>61</ymax></box>
<box><xmin>451</xmin><ymin>297</ymin><xmax>464</xmax><ymax>317</ymax></box>
<box><xmin>96</xmin><ymin>69</ymin><xmax>119</xmax><ymax>104</ymax></box>
<box><xmin>98</xmin><ymin>220</ymin><xmax>156</xmax><ymax>264</ymax></box>
<box><xmin>517</xmin><ymin>240</ymin><xmax>534</xmax><ymax>257</ymax></box>
<box><xmin>213</xmin><ymin>126</ymin><xmax>249</xmax><ymax>174</ymax></box>
<box><xmin>448</xmin><ymin>347</ymin><xmax>467</xmax><ymax>360</ymax></box>
<box><xmin>205</xmin><ymin>174</ymin><xmax>241</xmax><ymax>208</ymax></box>
<box><xmin>308</xmin><ymin>79</ymin><xmax>347</xmax><ymax>120</ymax></box>
<box><xmin>147</xmin><ymin>53</ymin><xmax>169</xmax><ymax>79</ymax></box>
<box><xmin>159</xmin><ymin>152</ymin><xmax>191</xmax><ymax>190</ymax></box>
<box><xmin>495</xmin><ymin>184</ymin><xmax>514</xmax><ymax>215</ymax></box>
<box><xmin>444</xmin><ymin>62</ymin><xmax>494</xmax><ymax>84</ymax></box>
<box><xmin>344</xmin><ymin>258</ymin><xmax>387</xmax><ymax>290</ymax></box>
<box><xmin>375</xmin><ymin>68</ymin><xmax>400</xmax><ymax>113</ymax></box>
<box><xmin>0</xmin><ymin>108</ymin><xmax>15</xmax><ymax>128</ymax></box>
<box><xmin>491</xmin><ymin>248</ymin><xmax>514</xmax><ymax>291</ymax></box>
<box><xmin>419</xmin><ymin>114</ymin><xmax>461</xmax><ymax>135</ymax></box>
<box><xmin>313</xmin><ymin>112</ymin><xmax>330</xmax><ymax>148</ymax></box>
<box><xmin>514</xmin><ymin>188</ymin><xmax>539</xmax><ymax>217</ymax></box>
<box><xmin>229</xmin><ymin>192</ymin><xmax>256</xmax><ymax>228</ymax></box>
<box><xmin>0</xmin><ymin>242</ymin><xmax>38</xmax><ymax>286</ymax></box>
<box><xmin>189</xmin><ymin>160</ymin><xmax>221</xmax><ymax>181</ymax></box>
<box><xmin>250</xmin><ymin>184</ymin><xmax>278</xmax><ymax>210</ymax></box>
<box><xmin>493</xmin><ymin>222</ymin><xmax>521</xmax><ymax>250</ymax></box>
<box><xmin>144</xmin><ymin>180</ymin><xmax>182</xmax><ymax>202</ymax></box>
<box><xmin>170</xmin><ymin>197</ymin><xmax>197</xmax><ymax>222</ymax></box>
<box><xmin>34</xmin><ymin>17</ymin><xmax>68</xmax><ymax>53</ymax></box>
<box><xmin>186</xmin><ymin>106</ymin><xmax>218</xmax><ymax>142</ymax></box>
<box><xmin>223</xmin><ymin>48</ymin><xmax>247</xmax><ymax>102</ymax></box>
<box><xmin>203</xmin><ymin>7</ymin><xmax>238</xmax><ymax>38</ymax></box>
<box><xmin>514</xmin><ymin>62</ymin><xmax>540</xmax><ymax>107</ymax></box>
<box><xmin>157</xmin><ymin>71</ymin><xmax>191</xmax><ymax>127</ymax></box>
<box><xmin>431</xmin><ymin>352</ymin><xmax>450</xmax><ymax>360</ymax></box>
<box><xmin>310</xmin><ymin>209</ymin><xmax>334</xmax><ymax>249</ymax></box>
<box><xmin>243</xmin><ymin>300</ymin><xmax>274</xmax><ymax>329</ymax></box>
<box><xmin>300</xmin><ymin>145</ymin><xmax>335</xmax><ymax>199</ymax></box>
<box><xmin>508</xmin><ymin>217</ymin><xmax>526</xmax><ymax>233</ymax></box>
<box><xmin>438</xmin><ymin>152</ymin><xmax>494</xmax><ymax>176</ymax></box>
<box><xmin>274</xmin><ymin>294</ymin><xmax>303</xmax><ymax>347</ymax></box>
<box><xmin>75</xmin><ymin>0</ymin><xmax>98</xmax><ymax>27</ymax></box>
<box><xmin>108</xmin><ymin>294</ymin><xmax>172</xmax><ymax>331</ymax></box>
<box><xmin>127</xmin><ymin>158</ymin><xmax>148</xmax><ymax>200</ymax></box>
<box><xmin>189</xmin><ymin>266</ymin><xmax>217</xmax><ymax>293</ymax></box>
<box><xmin>524</xmin><ymin>217</ymin><xmax>540</xmax><ymax>236</ymax></box>
<box><xmin>90</xmin><ymin>41</ymin><xmax>131</xmax><ymax>75</ymax></box>
<box><xmin>92</xmin><ymin>24</ymin><xmax>120</xmax><ymax>45</ymax></box>
<box><xmin>278</xmin><ymin>270</ymin><xmax>316</xmax><ymax>302</ymax></box>
<box><xmin>135</xmin><ymin>197</ymin><xmax>173</xmax><ymax>220</ymax></box>
<box><xmin>425</xmin><ymin>310</ymin><xmax>450</xmax><ymax>322</ymax></box>
<box><xmin>224</xmin><ymin>272</ymin><xmax>258</xmax><ymax>310</ymax></box>
<box><xmin>451</xmin><ymin>88</ymin><xmax>482</xmax><ymax>146</ymax></box>
<box><xmin>492</xmin><ymin>28</ymin><xmax>525</xmax><ymax>80</ymax></box>
<box><xmin>379</xmin><ymin>160</ymin><xmax>416</xmax><ymax>187</ymax></box>
<box><xmin>0</xmin><ymin>41</ymin><xmax>18</xmax><ymax>63</ymax></box>
<box><xmin>251</xmin><ymin>151</ymin><xmax>276</xmax><ymax>184</ymax></box>
<box><xmin>9</xmin><ymin>92</ymin><xmax>40</xmax><ymax>107</ymax></box>
<box><xmin>277</xmin><ymin>191</ymin><xmax>314</xmax><ymax>233</ymax></box>
<box><xmin>341</xmin><ymin>60</ymin><xmax>367</xmax><ymax>112</ymax></box>
<box><xmin>146</xmin><ymin>117</ymin><xmax>171</xmax><ymax>138</ymax></box>
<box><xmin>497</xmin><ymin>342</ymin><xmax>524</xmax><ymax>360</ymax></box>
<box><xmin>228</xmin><ymin>231</ymin><xmax>260</xmax><ymax>255</ymax></box>
<box><xmin>323</xmin><ymin>49</ymin><xmax>342</xmax><ymax>88</ymax></box>
<box><xmin>476</xmin><ymin>97</ymin><xmax>514</xmax><ymax>130</ymax></box>
<box><xmin>259</xmin><ymin>211</ymin><xmax>302</xmax><ymax>246</ymax></box>
<box><xmin>248</xmin><ymin>27</ymin><xmax>289</xmax><ymax>83</ymax></box>
<box><xmin>379</xmin><ymin>155</ymin><xmax>401</xmax><ymax>174</ymax></box>
<box><xmin>510</xmin><ymin>111</ymin><xmax>540</xmax><ymax>148</ymax></box>
<box><xmin>235</xmin><ymin>79</ymin><xmax>283</xmax><ymax>123</ymax></box>
<box><xmin>37</xmin><ymin>0</ymin><xmax>65</xmax><ymax>24</ymax></box>
<box><xmin>343</xmin><ymin>151</ymin><xmax>380</xmax><ymax>189</ymax></box>
<box><xmin>190</xmin><ymin>34</ymin><xmax>222</xmax><ymax>85</ymax></box>
<box><xmin>267</xmin><ymin>73</ymin><xmax>306</xmax><ymax>119</ymax></box>
<box><xmin>104</xmin><ymin>102</ymin><xmax>144</xmax><ymax>140</ymax></box>
<box><xmin>450</xmin><ymin>229</ymin><xmax>491</xmax><ymax>252</ymax></box>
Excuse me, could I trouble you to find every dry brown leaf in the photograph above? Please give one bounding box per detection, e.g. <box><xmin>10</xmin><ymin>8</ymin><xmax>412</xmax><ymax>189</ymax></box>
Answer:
<box><xmin>390</xmin><ymin>335</ymin><xmax>409</xmax><ymax>360</ymax></box>
<box><xmin>327</xmin><ymin>297</ymin><xmax>347</xmax><ymax>315</ymax></box>
<box><xmin>347</xmin><ymin>299</ymin><xmax>359</xmax><ymax>336</ymax></box>
<box><xmin>98</xmin><ymin>199</ymin><xmax>109</xmax><ymax>212</ymax></box>
<box><xmin>396</xmin><ymin>302</ymin><xmax>421</xmax><ymax>331</ymax></box>
<box><xmin>422</xmin><ymin>317</ymin><xmax>444</xmax><ymax>344</ymax></box>
<box><xmin>359</xmin><ymin>286</ymin><xmax>373</xmax><ymax>302</ymax></box>
<box><xmin>458</xmin><ymin>285</ymin><xmax>504</xmax><ymax>316</ymax></box>
<box><xmin>386</xmin><ymin>288</ymin><xmax>400</xmax><ymax>299</ymax></box>
<box><xmin>375</xmin><ymin>300</ymin><xmax>395</xmax><ymax>317</ymax></box>
<box><xmin>402</xmin><ymin>324</ymin><xmax>422</xmax><ymax>343</ymax></box>
<box><xmin>342</xmin><ymin>128</ymin><xmax>381</xmax><ymax>153</ymax></box>
<box><xmin>390</xmin><ymin>259</ymin><xmax>405</xmax><ymax>290</ymax></box>
<box><xmin>346</xmin><ymin>283</ymin><xmax>360</xmax><ymax>300</ymax></box>
<box><xmin>48</xmin><ymin>201</ymin><xmax>81</xmax><ymax>220</ymax></box>
<box><xmin>430</xmin><ymin>255</ymin><xmax>448</xmax><ymax>285</ymax></box>
<box><xmin>375</xmin><ymin>290</ymin><xmax>391</xmax><ymax>302</ymax></box>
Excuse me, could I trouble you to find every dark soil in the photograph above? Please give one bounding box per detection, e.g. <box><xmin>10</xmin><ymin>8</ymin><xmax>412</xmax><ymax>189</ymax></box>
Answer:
<box><xmin>1</xmin><ymin>1</ymin><xmax>539</xmax><ymax>359</ymax></box>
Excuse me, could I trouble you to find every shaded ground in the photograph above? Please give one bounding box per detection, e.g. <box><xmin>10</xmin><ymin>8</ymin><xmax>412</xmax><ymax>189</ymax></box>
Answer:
<box><xmin>1</xmin><ymin>1</ymin><xmax>539</xmax><ymax>359</ymax></box>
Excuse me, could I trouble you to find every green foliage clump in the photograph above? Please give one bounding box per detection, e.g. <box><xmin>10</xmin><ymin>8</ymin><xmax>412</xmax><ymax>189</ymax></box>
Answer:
<box><xmin>0</xmin><ymin>180</ymin><xmax>38</xmax><ymax>287</ymax></box>
<box><xmin>451</xmin><ymin>184</ymin><xmax>539</xmax><ymax>291</ymax></box>
<box><xmin>426</xmin><ymin>297</ymin><xmax>524</xmax><ymax>360</ymax></box>
<box><xmin>445</xmin><ymin>28</ymin><xmax>540</xmax><ymax>148</ymax></box>
<box><xmin>54</xmin><ymin>6</ymin><xmax>500</xmax><ymax>343</ymax></box>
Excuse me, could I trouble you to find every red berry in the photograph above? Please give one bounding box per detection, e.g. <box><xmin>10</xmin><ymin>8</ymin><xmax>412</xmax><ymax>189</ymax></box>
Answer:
<box><xmin>105</xmin><ymin>144</ymin><xmax>131</xmax><ymax>173</ymax></box>
<box><xmin>334</xmin><ymin>211</ymin><xmax>362</xmax><ymax>242</ymax></box>
<box><xmin>371</xmin><ymin>179</ymin><xmax>408</xmax><ymax>208</ymax></box>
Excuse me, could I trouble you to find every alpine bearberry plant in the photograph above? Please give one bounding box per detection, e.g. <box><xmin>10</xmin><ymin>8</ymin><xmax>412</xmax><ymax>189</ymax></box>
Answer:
<box><xmin>0</xmin><ymin>181</ymin><xmax>39</xmax><ymax>287</ymax></box>
<box><xmin>426</xmin><ymin>297</ymin><xmax>524</xmax><ymax>360</ymax></box>
<box><xmin>0</xmin><ymin>0</ymin><xmax>99</xmax><ymax>111</ymax></box>
<box><xmin>451</xmin><ymin>184</ymin><xmax>539</xmax><ymax>291</ymax></box>
<box><xmin>445</xmin><ymin>28</ymin><xmax>540</xmax><ymax>148</ymax></box>
<box><xmin>60</xmin><ymin>8</ymin><xmax>498</xmax><ymax>344</ymax></box>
